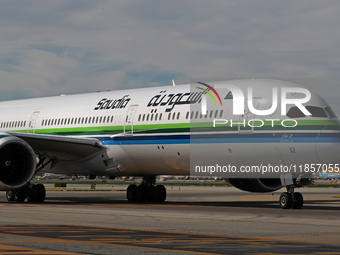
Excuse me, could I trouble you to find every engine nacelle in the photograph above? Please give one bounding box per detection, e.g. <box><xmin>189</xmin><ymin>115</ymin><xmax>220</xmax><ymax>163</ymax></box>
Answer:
<box><xmin>228</xmin><ymin>178</ymin><xmax>282</xmax><ymax>192</ymax></box>
<box><xmin>0</xmin><ymin>135</ymin><xmax>36</xmax><ymax>190</ymax></box>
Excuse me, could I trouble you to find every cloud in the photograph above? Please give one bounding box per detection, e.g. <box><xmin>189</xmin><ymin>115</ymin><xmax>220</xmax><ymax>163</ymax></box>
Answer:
<box><xmin>1</xmin><ymin>0</ymin><xmax>340</xmax><ymax>112</ymax></box>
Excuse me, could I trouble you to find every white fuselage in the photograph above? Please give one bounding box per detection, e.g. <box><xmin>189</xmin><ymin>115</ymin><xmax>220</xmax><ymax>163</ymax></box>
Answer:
<box><xmin>1</xmin><ymin>79</ymin><xmax>340</xmax><ymax>178</ymax></box>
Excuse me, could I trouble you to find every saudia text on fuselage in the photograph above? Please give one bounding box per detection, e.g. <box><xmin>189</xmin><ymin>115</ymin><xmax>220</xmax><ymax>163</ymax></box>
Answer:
<box><xmin>94</xmin><ymin>95</ymin><xmax>131</xmax><ymax>110</ymax></box>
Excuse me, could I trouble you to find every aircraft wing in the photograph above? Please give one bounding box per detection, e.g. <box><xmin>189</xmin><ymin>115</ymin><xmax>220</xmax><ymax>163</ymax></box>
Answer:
<box><xmin>8</xmin><ymin>132</ymin><xmax>104</xmax><ymax>160</ymax></box>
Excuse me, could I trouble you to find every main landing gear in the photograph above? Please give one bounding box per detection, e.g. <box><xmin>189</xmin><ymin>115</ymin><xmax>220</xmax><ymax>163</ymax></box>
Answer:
<box><xmin>6</xmin><ymin>183</ymin><xmax>46</xmax><ymax>203</ymax></box>
<box><xmin>126</xmin><ymin>176</ymin><xmax>166</xmax><ymax>203</ymax></box>
<box><xmin>279</xmin><ymin>186</ymin><xmax>303</xmax><ymax>209</ymax></box>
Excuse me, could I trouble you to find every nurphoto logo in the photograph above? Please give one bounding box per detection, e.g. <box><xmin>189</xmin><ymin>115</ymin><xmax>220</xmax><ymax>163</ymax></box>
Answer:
<box><xmin>200</xmin><ymin>84</ymin><xmax>312</xmax><ymax>128</ymax></box>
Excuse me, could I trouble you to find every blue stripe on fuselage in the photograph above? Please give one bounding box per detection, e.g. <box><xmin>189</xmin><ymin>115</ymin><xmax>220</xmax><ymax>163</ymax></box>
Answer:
<box><xmin>94</xmin><ymin>132</ymin><xmax>340</xmax><ymax>145</ymax></box>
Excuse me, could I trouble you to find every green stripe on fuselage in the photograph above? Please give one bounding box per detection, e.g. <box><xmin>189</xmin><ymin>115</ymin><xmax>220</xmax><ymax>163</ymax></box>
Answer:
<box><xmin>7</xmin><ymin>119</ymin><xmax>340</xmax><ymax>137</ymax></box>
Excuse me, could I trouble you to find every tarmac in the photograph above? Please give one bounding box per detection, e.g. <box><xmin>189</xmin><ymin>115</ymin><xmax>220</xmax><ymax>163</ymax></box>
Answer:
<box><xmin>0</xmin><ymin>184</ymin><xmax>340</xmax><ymax>254</ymax></box>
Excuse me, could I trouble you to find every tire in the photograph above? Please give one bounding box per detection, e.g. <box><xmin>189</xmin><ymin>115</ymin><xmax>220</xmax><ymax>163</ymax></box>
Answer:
<box><xmin>126</xmin><ymin>184</ymin><xmax>138</xmax><ymax>202</ymax></box>
<box><xmin>136</xmin><ymin>185</ymin><xmax>148</xmax><ymax>202</ymax></box>
<box><xmin>14</xmin><ymin>189</ymin><xmax>26</xmax><ymax>202</ymax></box>
<box><xmin>279</xmin><ymin>192</ymin><xmax>292</xmax><ymax>209</ymax></box>
<box><xmin>154</xmin><ymin>185</ymin><xmax>166</xmax><ymax>203</ymax></box>
<box><xmin>292</xmin><ymin>192</ymin><xmax>303</xmax><ymax>209</ymax></box>
<box><xmin>27</xmin><ymin>184</ymin><xmax>46</xmax><ymax>203</ymax></box>
<box><xmin>34</xmin><ymin>184</ymin><xmax>46</xmax><ymax>203</ymax></box>
<box><xmin>148</xmin><ymin>185</ymin><xmax>156</xmax><ymax>202</ymax></box>
<box><xmin>6</xmin><ymin>191</ymin><xmax>15</xmax><ymax>202</ymax></box>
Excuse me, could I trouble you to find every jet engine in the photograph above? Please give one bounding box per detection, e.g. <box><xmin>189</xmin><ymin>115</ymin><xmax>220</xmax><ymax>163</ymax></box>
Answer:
<box><xmin>228</xmin><ymin>178</ymin><xmax>282</xmax><ymax>192</ymax></box>
<box><xmin>0</xmin><ymin>135</ymin><xmax>36</xmax><ymax>190</ymax></box>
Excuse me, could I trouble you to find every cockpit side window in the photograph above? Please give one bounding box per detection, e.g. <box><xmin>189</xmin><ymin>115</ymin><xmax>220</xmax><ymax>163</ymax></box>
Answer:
<box><xmin>324</xmin><ymin>106</ymin><xmax>338</xmax><ymax>119</ymax></box>
<box><xmin>287</xmin><ymin>105</ymin><xmax>330</xmax><ymax>118</ymax></box>
<box><xmin>305</xmin><ymin>106</ymin><xmax>328</xmax><ymax>118</ymax></box>
<box><xmin>286</xmin><ymin>107</ymin><xmax>306</xmax><ymax>118</ymax></box>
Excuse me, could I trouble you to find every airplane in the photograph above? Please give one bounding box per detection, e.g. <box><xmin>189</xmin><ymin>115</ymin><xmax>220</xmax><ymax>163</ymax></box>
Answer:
<box><xmin>0</xmin><ymin>79</ymin><xmax>339</xmax><ymax>209</ymax></box>
<box><xmin>319</xmin><ymin>169</ymin><xmax>340</xmax><ymax>180</ymax></box>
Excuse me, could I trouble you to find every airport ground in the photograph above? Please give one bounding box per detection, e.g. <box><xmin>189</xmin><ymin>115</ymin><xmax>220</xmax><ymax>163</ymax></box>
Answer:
<box><xmin>0</xmin><ymin>181</ymin><xmax>340</xmax><ymax>254</ymax></box>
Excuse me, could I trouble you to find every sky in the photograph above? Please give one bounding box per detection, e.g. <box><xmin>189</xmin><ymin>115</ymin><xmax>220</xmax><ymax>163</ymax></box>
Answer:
<box><xmin>1</xmin><ymin>0</ymin><xmax>340</xmax><ymax>113</ymax></box>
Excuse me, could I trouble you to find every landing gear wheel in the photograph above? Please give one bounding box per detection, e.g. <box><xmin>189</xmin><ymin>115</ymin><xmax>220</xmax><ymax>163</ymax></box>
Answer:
<box><xmin>27</xmin><ymin>184</ymin><xmax>46</xmax><ymax>203</ymax></box>
<box><xmin>14</xmin><ymin>189</ymin><xmax>26</xmax><ymax>202</ymax></box>
<box><xmin>279</xmin><ymin>192</ymin><xmax>292</xmax><ymax>209</ymax></box>
<box><xmin>6</xmin><ymin>191</ymin><xmax>15</xmax><ymax>202</ymax></box>
<box><xmin>136</xmin><ymin>185</ymin><xmax>148</xmax><ymax>202</ymax></box>
<box><xmin>127</xmin><ymin>184</ymin><xmax>138</xmax><ymax>202</ymax></box>
<box><xmin>292</xmin><ymin>192</ymin><xmax>303</xmax><ymax>209</ymax></box>
<box><xmin>126</xmin><ymin>183</ymin><xmax>166</xmax><ymax>203</ymax></box>
<box><xmin>147</xmin><ymin>185</ymin><xmax>156</xmax><ymax>202</ymax></box>
<box><xmin>154</xmin><ymin>185</ymin><xmax>166</xmax><ymax>203</ymax></box>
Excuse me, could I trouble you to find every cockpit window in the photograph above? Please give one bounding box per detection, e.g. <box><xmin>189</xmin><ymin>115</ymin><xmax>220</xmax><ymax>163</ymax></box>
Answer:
<box><xmin>305</xmin><ymin>106</ymin><xmax>328</xmax><ymax>118</ymax></box>
<box><xmin>287</xmin><ymin>105</ymin><xmax>330</xmax><ymax>118</ymax></box>
<box><xmin>286</xmin><ymin>107</ymin><xmax>306</xmax><ymax>118</ymax></box>
<box><xmin>324</xmin><ymin>106</ymin><xmax>338</xmax><ymax>119</ymax></box>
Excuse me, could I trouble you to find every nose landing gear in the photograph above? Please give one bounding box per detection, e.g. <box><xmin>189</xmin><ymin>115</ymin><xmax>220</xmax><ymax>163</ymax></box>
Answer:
<box><xmin>279</xmin><ymin>186</ymin><xmax>304</xmax><ymax>209</ymax></box>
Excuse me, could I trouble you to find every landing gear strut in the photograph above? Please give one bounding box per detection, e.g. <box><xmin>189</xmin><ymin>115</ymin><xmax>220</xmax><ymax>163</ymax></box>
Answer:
<box><xmin>127</xmin><ymin>176</ymin><xmax>166</xmax><ymax>203</ymax></box>
<box><xmin>279</xmin><ymin>186</ymin><xmax>303</xmax><ymax>209</ymax></box>
<box><xmin>6</xmin><ymin>183</ymin><xmax>46</xmax><ymax>203</ymax></box>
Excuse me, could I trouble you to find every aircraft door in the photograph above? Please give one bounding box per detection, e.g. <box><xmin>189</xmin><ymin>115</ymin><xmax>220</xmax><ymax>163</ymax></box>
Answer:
<box><xmin>124</xmin><ymin>105</ymin><xmax>138</xmax><ymax>136</ymax></box>
<box><xmin>238</xmin><ymin>98</ymin><xmax>260</xmax><ymax>134</ymax></box>
<box><xmin>28</xmin><ymin>111</ymin><xmax>40</xmax><ymax>134</ymax></box>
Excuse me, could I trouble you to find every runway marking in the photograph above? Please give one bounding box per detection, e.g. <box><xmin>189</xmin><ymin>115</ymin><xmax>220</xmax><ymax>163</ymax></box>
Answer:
<box><xmin>240</xmin><ymin>196</ymin><xmax>276</xmax><ymax>201</ymax></box>
<box><xmin>1</xmin><ymin>225</ymin><xmax>340</xmax><ymax>255</ymax></box>
<box><xmin>0</xmin><ymin>243</ymin><xmax>83</xmax><ymax>255</ymax></box>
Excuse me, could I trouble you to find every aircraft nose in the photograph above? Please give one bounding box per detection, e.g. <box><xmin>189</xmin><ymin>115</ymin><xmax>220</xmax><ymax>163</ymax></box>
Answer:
<box><xmin>315</xmin><ymin>129</ymin><xmax>340</xmax><ymax>164</ymax></box>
